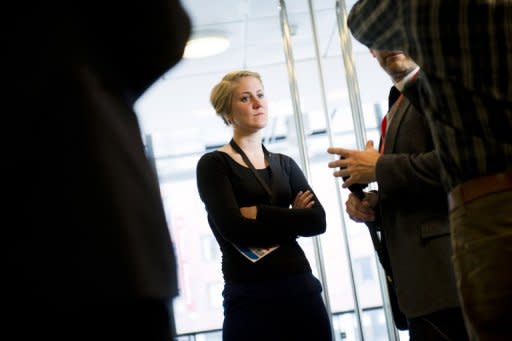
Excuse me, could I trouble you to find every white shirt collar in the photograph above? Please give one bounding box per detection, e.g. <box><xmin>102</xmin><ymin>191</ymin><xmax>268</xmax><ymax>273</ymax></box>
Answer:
<box><xmin>394</xmin><ymin>66</ymin><xmax>420</xmax><ymax>92</ymax></box>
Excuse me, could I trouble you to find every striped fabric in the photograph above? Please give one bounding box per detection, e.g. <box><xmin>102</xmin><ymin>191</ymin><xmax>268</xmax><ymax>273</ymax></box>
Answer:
<box><xmin>347</xmin><ymin>0</ymin><xmax>512</xmax><ymax>190</ymax></box>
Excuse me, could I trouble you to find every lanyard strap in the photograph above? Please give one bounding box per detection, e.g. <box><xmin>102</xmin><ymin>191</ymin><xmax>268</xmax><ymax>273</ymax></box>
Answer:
<box><xmin>229</xmin><ymin>139</ymin><xmax>273</xmax><ymax>201</ymax></box>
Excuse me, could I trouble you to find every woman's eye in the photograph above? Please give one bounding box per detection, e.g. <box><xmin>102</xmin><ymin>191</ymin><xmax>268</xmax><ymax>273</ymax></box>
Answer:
<box><xmin>257</xmin><ymin>93</ymin><xmax>264</xmax><ymax>99</ymax></box>
<box><xmin>240</xmin><ymin>96</ymin><xmax>249</xmax><ymax>102</ymax></box>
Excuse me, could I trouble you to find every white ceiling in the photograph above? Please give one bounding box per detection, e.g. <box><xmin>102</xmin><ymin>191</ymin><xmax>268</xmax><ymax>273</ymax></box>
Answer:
<box><xmin>174</xmin><ymin>0</ymin><xmax>345</xmax><ymax>75</ymax></box>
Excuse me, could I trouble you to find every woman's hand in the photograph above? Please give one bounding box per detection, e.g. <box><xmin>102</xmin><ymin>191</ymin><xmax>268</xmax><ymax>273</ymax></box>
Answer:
<box><xmin>292</xmin><ymin>190</ymin><xmax>315</xmax><ymax>209</ymax></box>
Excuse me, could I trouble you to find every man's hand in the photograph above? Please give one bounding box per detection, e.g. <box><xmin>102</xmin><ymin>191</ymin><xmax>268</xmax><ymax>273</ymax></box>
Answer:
<box><xmin>240</xmin><ymin>206</ymin><xmax>257</xmax><ymax>219</ymax></box>
<box><xmin>345</xmin><ymin>191</ymin><xmax>378</xmax><ymax>223</ymax></box>
<box><xmin>327</xmin><ymin>140</ymin><xmax>380</xmax><ymax>188</ymax></box>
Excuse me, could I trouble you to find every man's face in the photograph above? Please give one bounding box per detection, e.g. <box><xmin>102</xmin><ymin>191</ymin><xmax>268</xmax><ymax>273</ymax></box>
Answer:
<box><xmin>370</xmin><ymin>49</ymin><xmax>418</xmax><ymax>81</ymax></box>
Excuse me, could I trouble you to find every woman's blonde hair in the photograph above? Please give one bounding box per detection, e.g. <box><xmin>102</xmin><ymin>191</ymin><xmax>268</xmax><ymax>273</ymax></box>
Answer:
<box><xmin>210</xmin><ymin>70</ymin><xmax>262</xmax><ymax>125</ymax></box>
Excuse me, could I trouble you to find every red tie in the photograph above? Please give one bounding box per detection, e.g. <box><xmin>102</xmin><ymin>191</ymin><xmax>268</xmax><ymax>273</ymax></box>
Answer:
<box><xmin>379</xmin><ymin>115</ymin><xmax>387</xmax><ymax>154</ymax></box>
<box><xmin>380</xmin><ymin>92</ymin><xmax>404</xmax><ymax>154</ymax></box>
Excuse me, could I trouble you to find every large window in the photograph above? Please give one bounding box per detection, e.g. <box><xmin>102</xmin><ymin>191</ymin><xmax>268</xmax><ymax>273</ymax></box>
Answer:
<box><xmin>136</xmin><ymin>1</ymin><xmax>408</xmax><ymax>340</ymax></box>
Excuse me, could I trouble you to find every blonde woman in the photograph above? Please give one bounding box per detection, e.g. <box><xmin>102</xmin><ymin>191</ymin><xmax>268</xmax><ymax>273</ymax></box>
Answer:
<box><xmin>196</xmin><ymin>70</ymin><xmax>332</xmax><ymax>341</ymax></box>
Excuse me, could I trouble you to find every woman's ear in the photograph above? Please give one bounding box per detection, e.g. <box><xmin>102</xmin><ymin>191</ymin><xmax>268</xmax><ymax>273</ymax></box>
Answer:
<box><xmin>227</xmin><ymin>113</ymin><xmax>234</xmax><ymax>124</ymax></box>
<box><xmin>223</xmin><ymin>114</ymin><xmax>232</xmax><ymax>126</ymax></box>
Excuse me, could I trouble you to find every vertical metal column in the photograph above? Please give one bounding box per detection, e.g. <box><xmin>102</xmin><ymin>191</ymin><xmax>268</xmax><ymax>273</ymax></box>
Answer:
<box><xmin>277</xmin><ymin>0</ymin><xmax>309</xmax><ymax>173</ymax></box>
<box><xmin>277</xmin><ymin>1</ymin><xmax>334</xmax><ymax>340</ymax></box>
<box><xmin>335</xmin><ymin>0</ymin><xmax>366</xmax><ymax>150</ymax></box>
<box><xmin>335</xmin><ymin>1</ymin><xmax>399</xmax><ymax>340</ymax></box>
<box><xmin>305</xmin><ymin>1</ymin><xmax>365</xmax><ymax>340</ymax></box>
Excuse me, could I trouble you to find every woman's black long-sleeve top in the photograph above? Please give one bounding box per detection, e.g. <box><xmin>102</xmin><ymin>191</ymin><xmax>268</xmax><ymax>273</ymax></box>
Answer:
<box><xmin>196</xmin><ymin>149</ymin><xmax>326</xmax><ymax>283</ymax></box>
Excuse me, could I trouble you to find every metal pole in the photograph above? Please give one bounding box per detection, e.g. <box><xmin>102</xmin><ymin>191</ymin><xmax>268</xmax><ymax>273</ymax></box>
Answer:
<box><xmin>305</xmin><ymin>0</ymin><xmax>364</xmax><ymax>339</ymax></box>
<box><xmin>335</xmin><ymin>0</ymin><xmax>366</xmax><ymax>150</ymax></box>
<box><xmin>335</xmin><ymin>1</ymin><xmax>399</xmax><ymax>340</ymax></box>
<box><xmin>308</xmin><ymin>0</ymin><xmax>364</xmax><ymax>340</ymax></box>
<box><xmin>277</xmin><ymin>1</ymin><xmax>334</xmax><ymax>340</ymax></box>
<box><xmin>277</xmin><ymin>0</ymin><xmax>309</xmax><ymax>173</ymax></box>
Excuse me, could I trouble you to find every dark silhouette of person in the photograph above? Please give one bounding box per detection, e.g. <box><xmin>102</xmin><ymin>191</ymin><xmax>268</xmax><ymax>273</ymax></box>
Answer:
<box><xmin>4</xmin><ymin>1</ymin><xmax>191</xmax><ymax>339</ymax></box>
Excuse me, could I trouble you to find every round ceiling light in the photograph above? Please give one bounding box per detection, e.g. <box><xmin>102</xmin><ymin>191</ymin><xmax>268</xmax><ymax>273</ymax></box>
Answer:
<box><xmin>183</xmin><ymin>34</ymin><xmax>230</xmax><ymax>59</ymax></box>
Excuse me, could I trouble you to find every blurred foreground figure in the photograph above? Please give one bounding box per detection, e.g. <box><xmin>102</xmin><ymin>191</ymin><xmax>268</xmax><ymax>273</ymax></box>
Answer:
<box><xmin>4</xmin><ymin>1</ymin><xmax>190</xmax><ymax>339</ymax></box>
<box><xmin>348</xmin><ymin>1</ymin><xmax>512</xmax><ymax>340</ymax></box>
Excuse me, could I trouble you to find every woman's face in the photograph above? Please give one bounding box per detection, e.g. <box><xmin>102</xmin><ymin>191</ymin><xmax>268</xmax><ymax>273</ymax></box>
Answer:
<box><xmin>228</xmin><ymin>76</ymin><xmax>268</xmax><ymax>132</ymax></box>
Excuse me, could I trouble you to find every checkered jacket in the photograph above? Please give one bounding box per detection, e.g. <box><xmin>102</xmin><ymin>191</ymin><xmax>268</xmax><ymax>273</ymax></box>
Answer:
<box><xmin>348</xmin><ymin>0</ymin><xmax>512</xmax><ymax>190</ymax></box>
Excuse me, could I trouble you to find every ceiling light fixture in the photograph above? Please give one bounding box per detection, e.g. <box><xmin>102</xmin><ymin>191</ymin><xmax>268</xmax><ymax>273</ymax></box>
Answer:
<box><xmin>183</xmin><ymin>32</ymin><xmax>230</xmax><ymax>59</ymax></box>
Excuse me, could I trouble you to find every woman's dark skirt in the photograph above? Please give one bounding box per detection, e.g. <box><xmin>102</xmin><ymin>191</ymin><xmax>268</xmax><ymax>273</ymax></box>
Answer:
<box><xmin>222</xmin><ymin>272</ymin><xmax>332</xmax><ymax>341</ymax></box>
